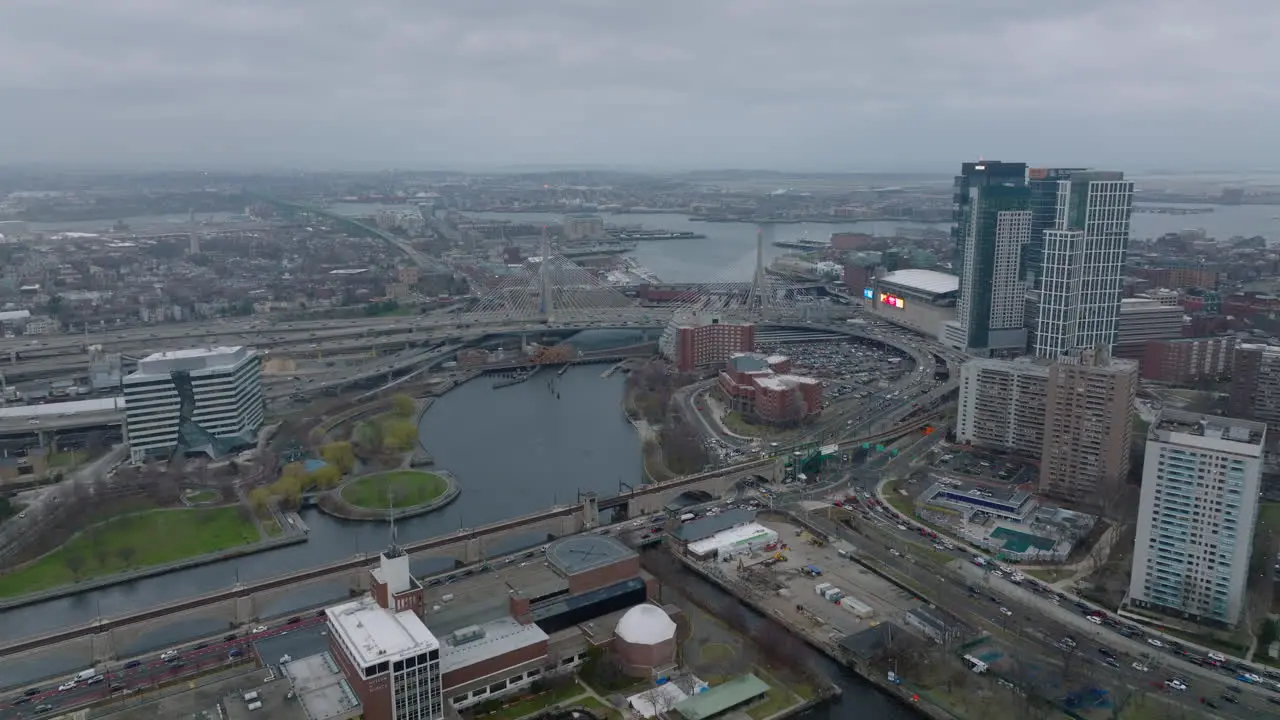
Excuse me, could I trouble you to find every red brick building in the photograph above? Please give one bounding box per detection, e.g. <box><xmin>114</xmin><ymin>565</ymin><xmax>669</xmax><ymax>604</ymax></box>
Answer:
<box><xmin>1141</xmin><ymin>337</ymin><xmax>1236</xmax><ymax>384</ymax></box>
<box><xmin>659</xmin><ymin>315</ymin><xmax>755</xmax><ymax>372</ymax></box>
<box><xmin>830</xmin><ymin>232</ymin><xmax>876</xmax><ymax>251</ymax></box>
<box><xmin>717</xmin><ymin>353</ymin><xmax>821</xmax><ymax>426</ymax></box>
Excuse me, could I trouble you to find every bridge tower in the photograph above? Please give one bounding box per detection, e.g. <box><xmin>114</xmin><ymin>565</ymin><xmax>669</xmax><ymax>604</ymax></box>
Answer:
<box><xmin>538</xmin><ymin>226</ymin><xmax>554</xmax><ymax>322</ymax></box>
<box><xmin>745</xmin><ymin>224</ymin><xmax>769</xmax><ymax>315</ymax></box>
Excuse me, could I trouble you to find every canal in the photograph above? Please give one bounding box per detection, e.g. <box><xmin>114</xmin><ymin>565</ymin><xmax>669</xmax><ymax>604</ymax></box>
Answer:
<box><xmin>0</xmin><ymin>365</ymin><xmax>639</xmax><ymax>684</ymax></box>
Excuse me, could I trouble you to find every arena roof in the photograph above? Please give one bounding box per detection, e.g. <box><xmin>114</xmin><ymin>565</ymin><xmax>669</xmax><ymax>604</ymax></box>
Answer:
<box><xmin>546</xmin><ymin>534</ymin><xmax>635</xmax><ymax>576</ymax></box>
<box><xmin>879</xmin><ymin>269</ymin><xmax>960</xmax><ymax>296</ymax></box>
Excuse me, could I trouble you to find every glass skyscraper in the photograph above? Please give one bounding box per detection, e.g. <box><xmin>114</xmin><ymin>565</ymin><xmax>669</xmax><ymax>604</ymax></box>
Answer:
<box><xmin>945</xmin><ymin>161</ymin><xmax>1032</xmax><ymax>355</ymax></box>
<box><xmin>1032</xmin><ymin>171</ymin><xmax>1134</xmax><ymax>359</ymax></box>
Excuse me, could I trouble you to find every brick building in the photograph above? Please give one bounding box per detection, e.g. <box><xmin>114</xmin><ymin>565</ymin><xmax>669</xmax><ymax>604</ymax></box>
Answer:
<box><xmin>658</xmin><ymin>314</ymin><xmax>755</xmax><ymax>373</ymax></box>
<box><xmin>717</xmin><ymin>353</ymin><xmax>821</xmax><ymax>426</ymax></box>
<box><xmin>1141</xmin><ymin>337</ymin><xmax>1236</xmax><ymax>384</ymax></box>
<box><xmin>324</xmin><ymin>534</ymin><xmax>670</xmax><ymax>719</ymax></box>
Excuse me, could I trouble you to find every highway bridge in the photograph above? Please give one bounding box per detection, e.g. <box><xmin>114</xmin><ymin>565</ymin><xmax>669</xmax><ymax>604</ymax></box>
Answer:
<box><xmin>0</xmin><ymin>395</ymin><xmax>952</xmax><ymax>661</ymax></box>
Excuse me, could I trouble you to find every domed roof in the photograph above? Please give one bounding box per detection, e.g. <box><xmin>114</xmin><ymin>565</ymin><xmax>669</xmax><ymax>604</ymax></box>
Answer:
<box><xmin>615</xmin><ymin>604</ymin><xmax>677</xmax><ymax>645</ymax></box>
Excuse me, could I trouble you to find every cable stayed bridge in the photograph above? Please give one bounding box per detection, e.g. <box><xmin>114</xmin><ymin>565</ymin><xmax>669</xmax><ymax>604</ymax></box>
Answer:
<box><xmin>458</xmin><ymin>228</ymin><xmax>841</xmax><ymax>327</ymax></box>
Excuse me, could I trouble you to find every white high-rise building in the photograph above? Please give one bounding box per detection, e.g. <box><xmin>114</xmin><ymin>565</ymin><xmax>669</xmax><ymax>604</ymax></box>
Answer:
<box><xmin>1128</xmin><ymin>410</ymin><xmax>1267</xmax><ymax>627</ymax></box>
<box><xmin>122</xmin><ymin>346</ymin><xmax>264</xmax><ymax>463</ymax></box>
<box><xmin>1034</xmin><ymin>172</ymin><xmax>1134</xmax><ymax>359</ymax></box>
<box><xmin>956</xmin><ymin>357</ymin><xmax>1049</xmax><ymax>458</ymax></box>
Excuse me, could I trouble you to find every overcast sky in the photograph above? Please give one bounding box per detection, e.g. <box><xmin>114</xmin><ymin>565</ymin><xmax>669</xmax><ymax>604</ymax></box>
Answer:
<box><xmin>0</xmin><ymin>0</ymin><xmax>1273</xmax><ymax>173</ymax></box>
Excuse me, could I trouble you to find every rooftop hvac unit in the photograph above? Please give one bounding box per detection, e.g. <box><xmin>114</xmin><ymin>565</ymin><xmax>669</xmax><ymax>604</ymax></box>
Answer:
<box><xmin>450</xmin><ymin>625</ymin><xmax>486</xmax><ymax>646</ymax></box>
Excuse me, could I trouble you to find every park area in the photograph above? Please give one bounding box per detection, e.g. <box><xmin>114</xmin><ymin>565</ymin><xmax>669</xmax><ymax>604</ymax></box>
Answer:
<box><xmin>0</xmin><ymin>506</ymin><xmax>259</xmax><ymax>598</ymax></box>
<box><xmin>340</xmin><ymin>470</ymin><xmax>449</xmax><ymax>510</ymax></box>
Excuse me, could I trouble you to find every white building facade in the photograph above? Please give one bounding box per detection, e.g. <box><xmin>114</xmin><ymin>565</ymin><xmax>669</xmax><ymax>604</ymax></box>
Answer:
<box><xmin>122</xmin><ymin>346</ymin><xmax>264</xmax><ymax>463</ymax></box>
<box><xmin>1128</xmin><ymin>410</ymin><xmax>1267</xmax><ymax>627</ymax></box>
<box><xmin>1034</xmin><ymin>173</ymin><xmax>1134</xmax><ymax>359</ymax></box>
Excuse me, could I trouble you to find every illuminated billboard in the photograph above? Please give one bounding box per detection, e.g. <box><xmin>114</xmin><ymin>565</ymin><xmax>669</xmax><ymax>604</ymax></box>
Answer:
<box><xmin>879</xmin><ymin>292</ymin><xmax>906</xmax><ymax>310</ymax></box>
<box><xmin>863</xmin><ymin>287</ymin><xmax>874</xmax><ymax>299</ymax></box>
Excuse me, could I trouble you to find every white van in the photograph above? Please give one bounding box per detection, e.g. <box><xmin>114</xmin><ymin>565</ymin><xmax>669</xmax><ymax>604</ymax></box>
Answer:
<box><xmin>74</xmin><ymin>668</ymin><xmax>97</xmax><ymax>682</ymax></box>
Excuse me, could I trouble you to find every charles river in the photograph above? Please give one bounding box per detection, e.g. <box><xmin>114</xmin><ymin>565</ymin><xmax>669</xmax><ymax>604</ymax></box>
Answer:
<box><xmin>2</xmin><ymin>205</ymin><xmax>1276</xmax><ymax>715</ymax></box>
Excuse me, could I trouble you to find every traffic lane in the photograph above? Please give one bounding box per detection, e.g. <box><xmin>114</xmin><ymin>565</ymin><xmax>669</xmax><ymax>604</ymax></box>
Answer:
<box><xmin>814</xmin><ymin>517</ymin><xmax>1261</xmax><ymax>718</ymax></box>
<box><xmin>6</xmin><ymin>616</ymin><xmax>325</xmax><ymax>711</ymax></box>
<box><xmin>955</xmin><ymin>563</ymin><xmax>1280</xmax><ymax>704</ymax></box>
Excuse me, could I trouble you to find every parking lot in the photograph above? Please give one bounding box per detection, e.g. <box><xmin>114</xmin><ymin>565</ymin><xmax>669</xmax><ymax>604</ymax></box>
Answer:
<box><xmin>705</xmin><ymin>518</ymin><xmax>930</xmax><ymax>643</ymax></box>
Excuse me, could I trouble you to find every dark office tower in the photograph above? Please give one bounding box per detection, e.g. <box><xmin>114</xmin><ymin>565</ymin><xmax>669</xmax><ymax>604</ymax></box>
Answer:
<box><xmin>943</xmin><ymin>161</ymin><xmax>1031</xmax><ymax>356</ymax></box>
<box><xmin>1026</xmin><ymin>168</ymin><xmax>1089</xmax><ymax>290</ymax></box>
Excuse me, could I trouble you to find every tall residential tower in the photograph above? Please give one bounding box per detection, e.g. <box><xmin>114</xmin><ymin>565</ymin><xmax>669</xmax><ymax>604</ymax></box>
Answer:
<box><xmin>1128</xmin><ymin>410</ymin><xmax>1266</xmax><ymax>627</ymax></box>
<box><xmin>1032</xmin><ymin>170</ymin><xmax>1134</xmax><ymax>359</ymax></box>
<box><xmin>943</xmin><ymin>161</ymin><xmax>1032</xmax><ymax>356</ymax></box>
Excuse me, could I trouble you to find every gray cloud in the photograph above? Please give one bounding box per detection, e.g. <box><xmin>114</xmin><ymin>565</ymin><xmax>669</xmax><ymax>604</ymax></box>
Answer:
<box><xmin>0</xmin><ymin>0</ymin><xmax>1272</xmax><ymax>171</ymax></box>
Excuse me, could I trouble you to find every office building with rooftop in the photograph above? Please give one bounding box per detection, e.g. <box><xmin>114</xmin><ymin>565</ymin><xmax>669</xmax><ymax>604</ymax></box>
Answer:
<box><xmin>322</xmin><ymin>532</ymin><xmax>674</xmax><ymax>719</ymax></box>
<box><xmin>122</xmin><ymin>346</ymin><xmax>264</xmax><ymax>463</ymax></box>
<box><xmin>659</xmin><ymin>313</ymin><xmax>756</xmax><ymax>373</ymax></box>
<box><xmin>1033</xmin><ymin>171</ymin><xmax>1133</xmax><ymax>359</ymax></box>
<box><xmin>943</xmin><ymin>161</ymin><xmax>1033</xmax><ymax>357</ymax></box>
<box><xmin>1128</xmin><ymin>410</ymin><xmax>1267</xmax><ymax>627</ymax></box>
<box><xmin>956</xmin><ymin>357</ymin><xmax>1049</xmax><ymax>459</ymax></box>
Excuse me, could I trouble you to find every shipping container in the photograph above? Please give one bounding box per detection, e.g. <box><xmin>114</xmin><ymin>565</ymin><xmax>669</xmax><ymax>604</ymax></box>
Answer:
<box><xmin>839</xmin><ymin>596</ymin><xmax>874</xmax><ymax>618</ymax></box>
<box><xmin>814</xmin><ymin>582</ymin><xmax>833</xmax><ymax>596</ymax></box>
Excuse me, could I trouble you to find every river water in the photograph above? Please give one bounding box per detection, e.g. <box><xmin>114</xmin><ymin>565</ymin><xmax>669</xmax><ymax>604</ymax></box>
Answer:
<box><xmin>4</xmin><ymin>198</ymin><xmax>1277</xmax><ymax>687</ymax></box>
<box><xmin>0</xmin><ymin>366</ymin><xmax>638</xmax><ymax>683</ymax></box>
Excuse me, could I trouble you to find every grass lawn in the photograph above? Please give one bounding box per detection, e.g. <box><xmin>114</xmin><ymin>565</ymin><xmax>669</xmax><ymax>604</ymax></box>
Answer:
<box><xmin>183</xmin><ymin>489</ymin><xmax>220</xmax><ymax>504</ymax></box>
<box><xmin>478</xmin><ymin>681</ymin><xmax>585</xmax><ymax>720</ymax></box>
<box><xmin>261</xmin><ymin>518</ymin><xmax>283</xmax><ymax>537</ymax></box>
<box><xmin>1023</xmin><ymin>567</ymin><xmax>1074</xmax><ymax>583</ymax></box>
<box><xmin>47</xmin><ymin>450</ymin><xmax>87</xmax><ymax>468</ymax></box>
<box><xmin>575</xmin><ymin>696</ymin><xmax>621</xmax><ymax>720</ymax></box>
<box><xmin>341</xmin><ymin>470</ymin><xmax>448</xmax><ymax>509</ymax></box>
<box><xmin>883</xmin><ymin>481</ymin><xmax>915</xmax><ymax>518</ymax></box>
<box><xmin>0</xmin><ymin>507</ymin><xmax>259</xmax><ymax>598</ymax></box>
<box><xmin>722</xmin><ymin>411</ymin><xmax>772</xmax><ymax>438</ymax></box>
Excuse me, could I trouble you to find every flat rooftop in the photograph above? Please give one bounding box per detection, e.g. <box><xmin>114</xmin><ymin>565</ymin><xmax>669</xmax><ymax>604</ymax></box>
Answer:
<box><xmin>687</xmin><ymin>523</ymin><xmax>775</xmax><ymax>556</ymax></box>
<box><xmin>129</xmin><ymin>345</ymin><xmax>253</xmax><ymax>379</ymax></box>
<box><xmin>1152</xmin><ymin>409</ymin><xmax>1267</xmax><ymax>448</ymax></box>
<box><xmin>423</xmin><ymin>560</ymin><xmax>568</xmax><ymax>636</ymax></box>
<box><xmin>928</xmin><ymin>479</ymin><xmax>1031</xmax><ymax>508</ymax></box>
<box><xmin>283</xmin><ymin>652</ymin><xmax>361</xmax><ymax>720</ymax></box>
<box><xmin>0</xmin><ymin>395</ymin><xmax>125</xmax><ymax>420</ymax></box>
<box><xmin>326</xmin><ymin>596</ymin><xmax>440</xmax><ymax>669</ymax></box>
<box><xmin>438</xmin><ymin>616</ymin><xmax>549</xmax><ymax>675</ymax></box>
<box><xmin>546</xmin><ymin>534</ymin><xmax>636</xmax><ymax>576</ymax></box>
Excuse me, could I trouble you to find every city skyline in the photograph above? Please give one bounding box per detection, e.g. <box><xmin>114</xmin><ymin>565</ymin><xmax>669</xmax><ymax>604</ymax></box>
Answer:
<box><xmin>0</xmin><ymin>0</ymin><xmax>1275</xmax><ymax>171</ymax></box>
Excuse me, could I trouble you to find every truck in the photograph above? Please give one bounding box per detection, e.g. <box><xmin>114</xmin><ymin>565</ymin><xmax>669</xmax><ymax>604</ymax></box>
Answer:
<box><xmin>839</xmin><ymin>595</ymin><xmax>874</xmax><ymax>619</ymax></box>
<box><xmin>74</xmin><ymin>668</ymin><xmax>98</xmax><ymax>682</ymax></box>
<box><xmin>814</xmin><ymin>582</ymin><xmax>833</xmax><ymax>597</ymax></box>
<box><xmin>823</xmin><ymin>587</ymin><xmax>844</xmax><ymax>603</ymax></box>
<box><xmin>679</xmin><ymin>513</ymin><xmax>696</xmax><ymax>522</ymax></box>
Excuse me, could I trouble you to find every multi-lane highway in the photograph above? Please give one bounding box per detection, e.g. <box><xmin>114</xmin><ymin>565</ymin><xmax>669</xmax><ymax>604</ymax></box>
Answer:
<box><xmin>1</xmin><ymin>615</ymin><xmax>325</xmax><ymax>718</ymax></box>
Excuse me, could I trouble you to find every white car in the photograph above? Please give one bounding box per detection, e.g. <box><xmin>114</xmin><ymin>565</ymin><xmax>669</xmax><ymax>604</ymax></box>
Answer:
<box><xmin>252</xmin><ymin>625</ymin><xmax>268</xmax><ymax>634</ymax></box>
<box><xmin>1241</xmin><ymin>672</ymin><xmax>1262</xmax><ymax>684</ymax></box>
<box><xmin>1132</xmin><ymin>662</ymin><xmax>1149</xmax><ymax>672</ymax></box>
<box><xmin>58</xmin><ymin>680</ymin><xmax>77</xmax><ymax>691</ymax></box>
<box><xmin>1207</xmin><ymin>651</ymin><xmax>1226</xmax><ymax>663</ymax></box>
<box><xmin>160</xmin><ymin>650</ymin><xmax>179</xmax><ymax>661</ymax></box>
<box><xmin>1165</xmin><ymin>679</ymin><xmax>1187</xmax><ymax>692</ymax></box>
<box><xmin>1146</xmin><ymin>638</ymin><xmax>1164</xmax><ymax>648</ymax></box>
<box><xmin>999</xmin><ymin>607</ymin><xmax>1013</xmax><ymax>616</ymax></box>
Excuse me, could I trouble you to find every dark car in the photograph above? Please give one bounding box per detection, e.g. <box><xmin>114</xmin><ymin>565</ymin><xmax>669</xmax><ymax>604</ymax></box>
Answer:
<box><xmin>169</xmin><ymin>661</ymin><xmax>187</xmax><ymax>670</ymax></box>
<box><xmin>1098</xmin><ymin>647</ymin><xmax>1116</xmax><ymax>658</ymax></box>
<box><xmin>124</xmin><ymin>660</ymin><xmax>142</xmax><ymax>669</ymax></box>
<box><xmin>12</xmin><ymin>697</ymin><xmax>31</xmax><ymax>706</ymax></box>
<box><xmin>195</xmin><ymin>642</ymin><xmax>208</xmax><ymax>650</ymax></box>
<box><xmin>287</xmin><ymin>616</ymin><xmax>301</xmax><ymax>624</ymax></box>
<box><xmin>224</xmin><ymin>633</ymin><xmax>237</xmax><ymax>642</ymax></box>
<box><xmin>35</xmin><ymin>705</ymin><xmax>55</xmax><ymax>714</ymax></box>
<box><xmin>315</xmin><ymin>608</ymin><xmax>326</xmax><ymax>617</ymax></box>
<box><xmin>229</xmin><ymin>648</ymin><xmax>245</xmax><ymax>658</ymax></box>
<box><xmin>23</xmin><ymin>688</ymin><xmax>40</xmax><ymax>697</ymax></box>
<box><xmin>109</xmin><ymin>683</ymin><xmax>126</xmax><ymax>692</ymax></box>
<box><xmin>1221</xmin><ymin>693</ymin><xmax>1240</xmax><ymax>704</ymax></box>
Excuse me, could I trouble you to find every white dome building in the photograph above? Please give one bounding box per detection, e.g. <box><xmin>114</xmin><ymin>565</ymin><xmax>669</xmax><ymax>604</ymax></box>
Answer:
<box><xmin>613</xmin><ymin>604</ymin><xmax>678</xmax><ymax>676</ymax></box>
